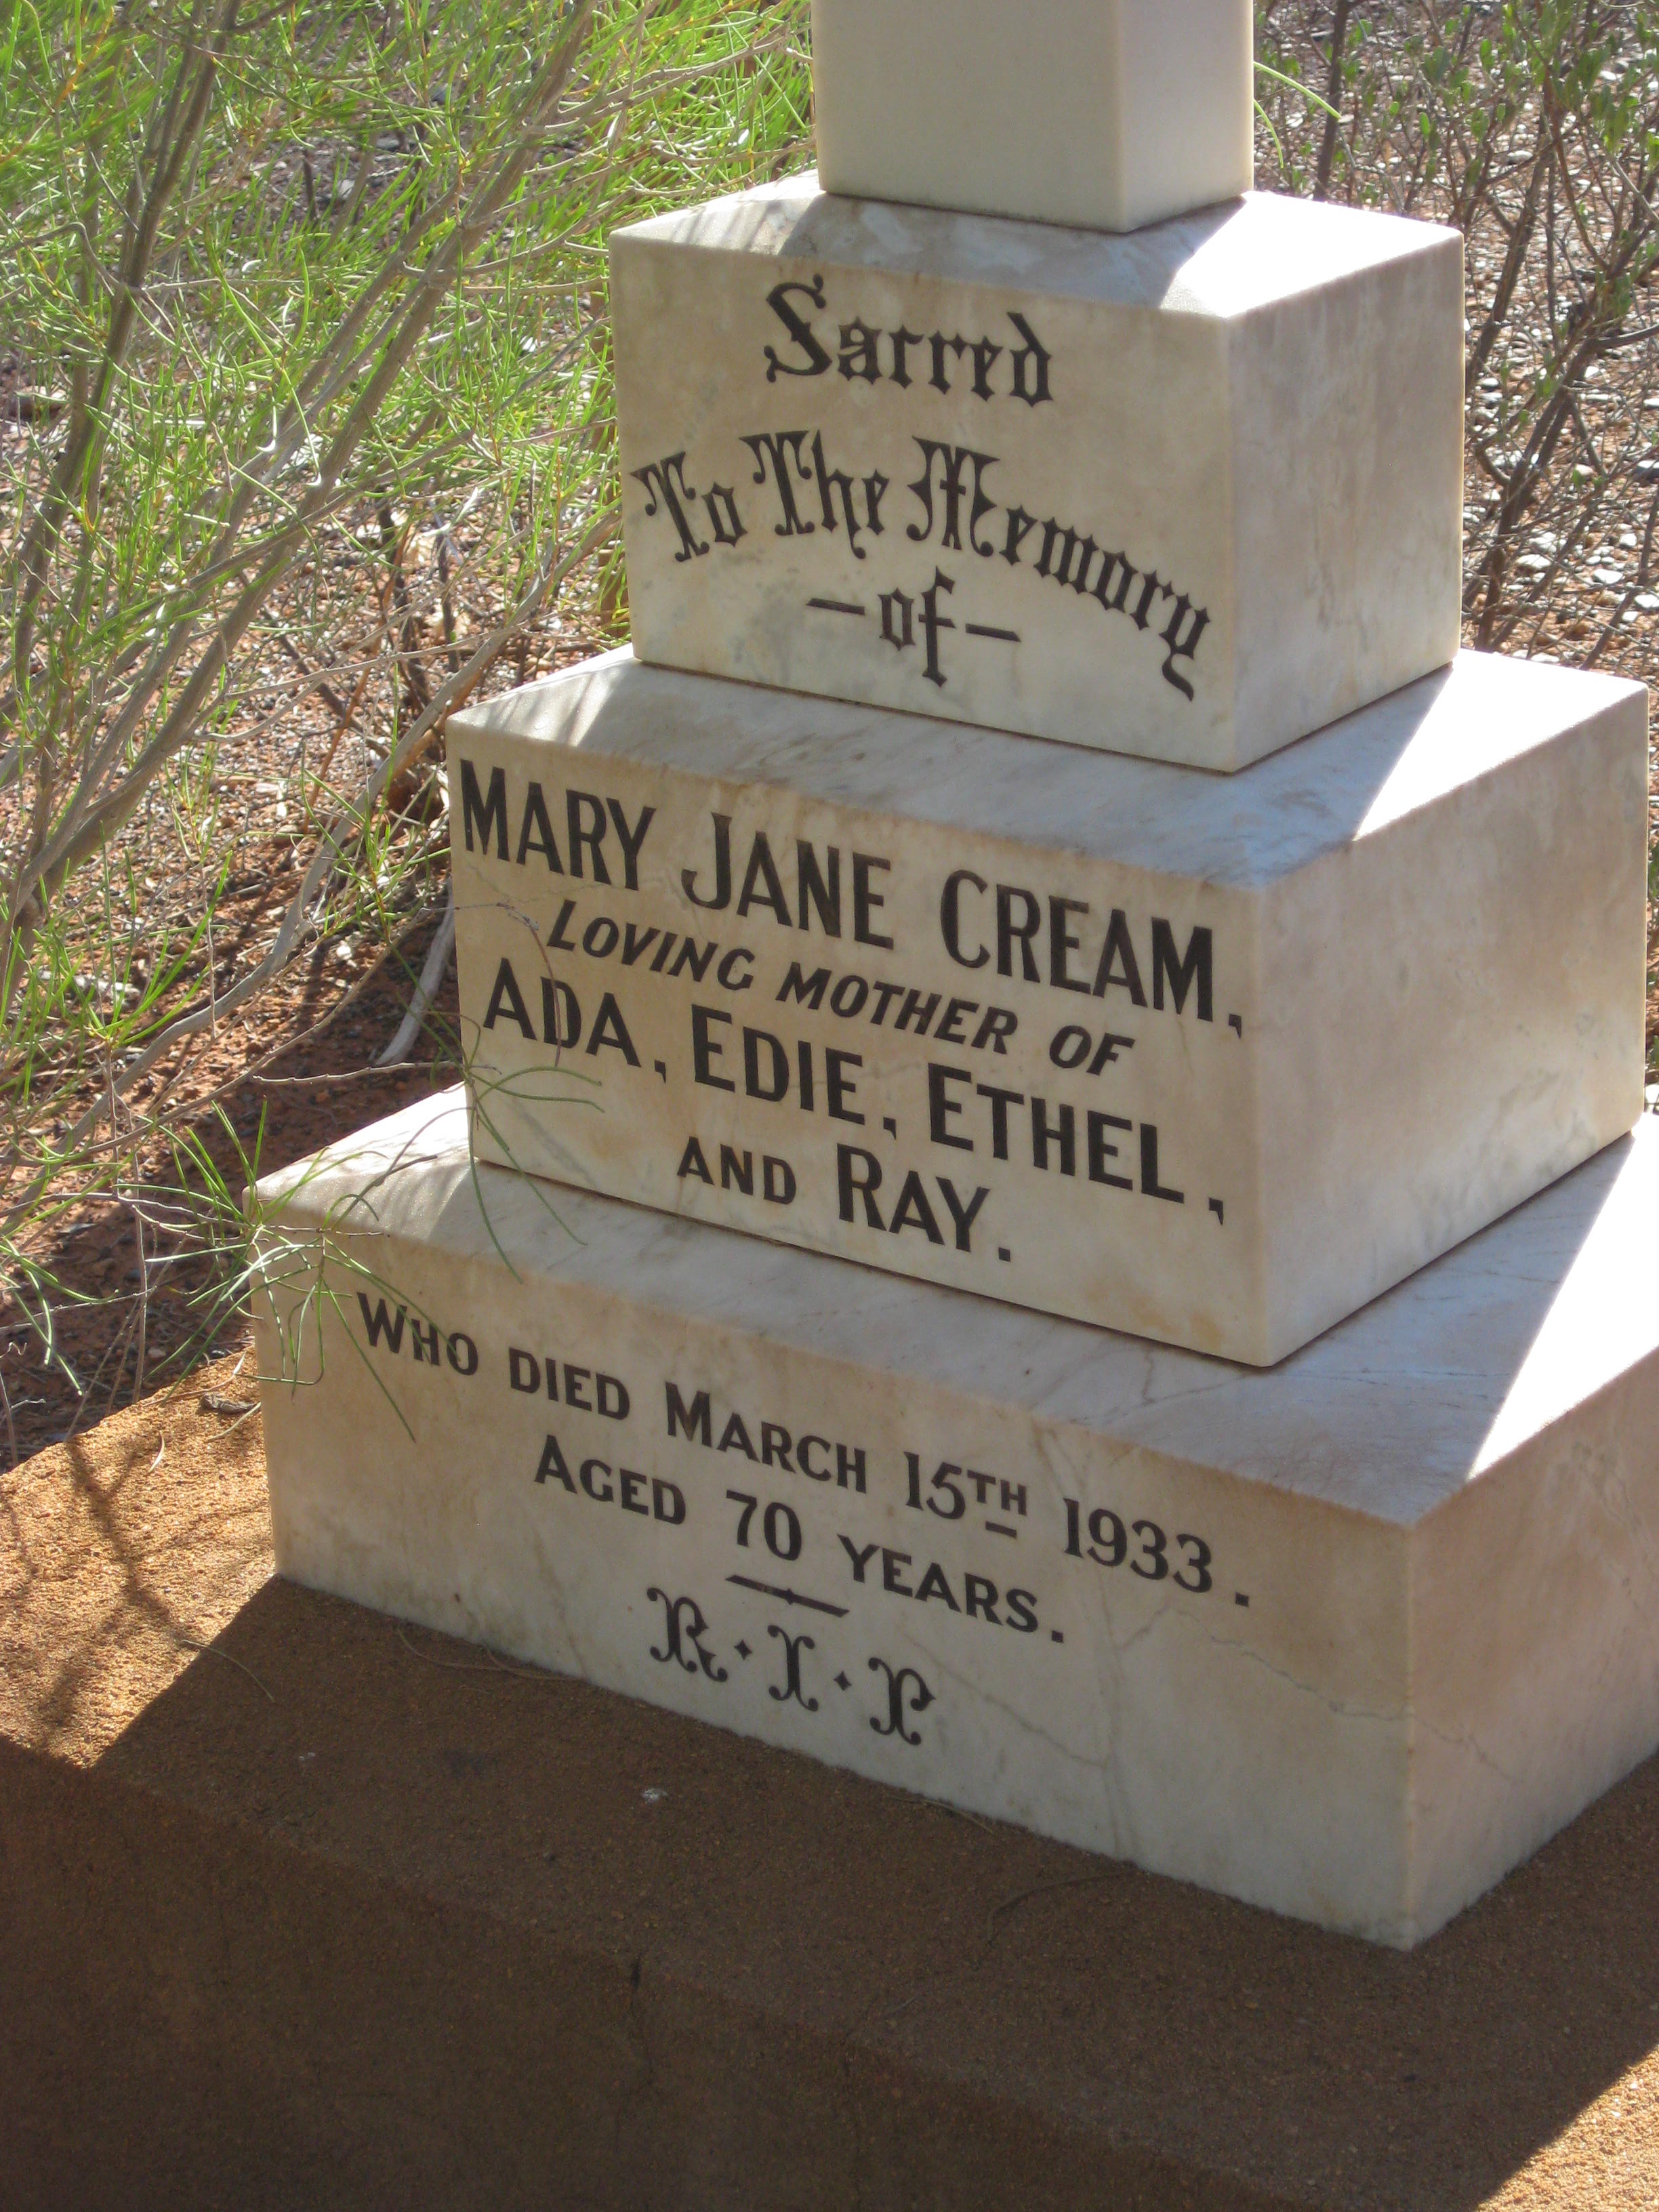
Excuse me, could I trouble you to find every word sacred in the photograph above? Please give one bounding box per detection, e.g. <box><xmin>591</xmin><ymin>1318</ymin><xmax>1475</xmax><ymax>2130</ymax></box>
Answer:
<box><xmin>760</xmin><ymin>276</ymin><xmax>1057</xmax><ymax>406</ymax></box>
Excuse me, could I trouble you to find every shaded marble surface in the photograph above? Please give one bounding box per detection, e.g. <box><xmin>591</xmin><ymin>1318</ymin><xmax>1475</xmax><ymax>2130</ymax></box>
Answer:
<box><xmin>611</xmin><ymin>178</ymin><xmax>1464</xmax><ymax>768</ymax></box>
<box><xmin>447</xmin><ymin>649</ymin><xmax>1647</xmax><ymax>1364</ymax></box>
<box><xmin>255</xmin><ymin>1092</ymin><xmax>1659</xmax><ymax>1945</ymax></box>
<box><xmin>810</xmin><ymin>0</ymin><xmax>1254</xmax><ymax>234</ymax></box>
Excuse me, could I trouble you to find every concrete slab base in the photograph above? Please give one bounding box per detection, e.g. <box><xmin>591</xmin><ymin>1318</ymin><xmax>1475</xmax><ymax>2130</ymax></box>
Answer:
<box><xmin>5</xmin><ymin>1357</ymin><xmax>1659</xmax><ymax>2209</ymax></box>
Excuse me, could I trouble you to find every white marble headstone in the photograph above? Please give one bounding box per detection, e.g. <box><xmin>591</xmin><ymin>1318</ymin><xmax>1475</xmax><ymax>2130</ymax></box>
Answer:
<box><xmin>811</xmin><ymin>0</ymin><xmax>1256</xmax><ymax>234</ymax></box>
<box><xmin>445</xmin><ymin>648</ymin><xmax>1647</xmax><ymax>1366</ymax></box>
<box><xmin>253</xmin><ymin>1090</ymin><xmax>1659</xmax><ymax>1947</ymax></box>
<box><xmin>611</xmin><ymin>178</ymin><xmax>1465</xmax><ymax>769</ymax></box>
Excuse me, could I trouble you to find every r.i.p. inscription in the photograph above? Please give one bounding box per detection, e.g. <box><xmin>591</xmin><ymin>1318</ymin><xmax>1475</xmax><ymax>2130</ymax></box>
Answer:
<box><xmin>329</xmin><ymin>1278</ymin><xmax>1253</xmax><ymax>1782</ymax></box>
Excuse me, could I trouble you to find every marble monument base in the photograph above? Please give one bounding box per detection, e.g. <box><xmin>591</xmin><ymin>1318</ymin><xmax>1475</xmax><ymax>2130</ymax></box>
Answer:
<box><xmin>447</xmin><ymin>647</ymin><xmax>1647</xmax><ymax>1366</ymax></box>
<box><xmin>253</xmin><ymin>1089</ymin><xmax>1659</xmax><ymax>1948</ymax></box>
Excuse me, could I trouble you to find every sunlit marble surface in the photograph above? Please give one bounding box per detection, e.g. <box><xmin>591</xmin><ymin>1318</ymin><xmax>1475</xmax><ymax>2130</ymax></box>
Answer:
<box><xmin>447</xmin><ymin>649</ymin><xmax>1647</xmax><ymax>1363</ymax></box>
<box><xmin>810</xmin><ymin>0</ymin><xmax>1254</xmax><ymax>234</ymax></box>
<box><xmin>255</xmin><ymin>1092</ymin><xmax>1659</xmax><ymax>1945</ymax></box>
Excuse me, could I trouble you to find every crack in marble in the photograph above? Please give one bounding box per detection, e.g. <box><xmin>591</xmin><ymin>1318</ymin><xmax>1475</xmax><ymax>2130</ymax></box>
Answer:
<box><xmin>1193</xmin><ymin>1618</ymin><xmax>1401</xmax><ymax>1729</ymax></box>
<box><xmin>1409</xmin><ymin>1713</ymin><xmax>1522</xmax><ymax>1790</ymax></box>
<box><xmin>920</xmin><ymin>1643</ymin><xmax>1105</xmax><ymax>1771</ymax></box>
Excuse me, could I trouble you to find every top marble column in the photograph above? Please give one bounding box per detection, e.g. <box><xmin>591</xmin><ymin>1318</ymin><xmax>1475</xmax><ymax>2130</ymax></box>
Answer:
<box><xmin>810</xmin><ymin>0</ymin><xmax>1255</xmax><ymax>233</ymax></box>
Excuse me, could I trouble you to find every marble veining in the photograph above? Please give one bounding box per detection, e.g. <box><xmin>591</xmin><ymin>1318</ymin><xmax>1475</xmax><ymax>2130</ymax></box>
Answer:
<box><xmin>457</xmin><ymin>647</ymin><xmax>1639</xmax><ymax>888</ymax></box>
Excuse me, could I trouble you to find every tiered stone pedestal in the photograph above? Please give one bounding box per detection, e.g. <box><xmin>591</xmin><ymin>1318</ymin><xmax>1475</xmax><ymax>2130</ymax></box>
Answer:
<box><xmin>254</xmin><ymin>1090</ymin><xmax>1659</xmax><ymax>1948</ymax></box>
<box><xmin>247</xmin><ymin>56</ymin><xmax>1656</xmax><ymax>1968</ymax></box>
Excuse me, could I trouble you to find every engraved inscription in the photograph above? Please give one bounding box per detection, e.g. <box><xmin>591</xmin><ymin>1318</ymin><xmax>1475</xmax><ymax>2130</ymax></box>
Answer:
<box><xmin>340</xmin><ymin>1305</ymin><xmax>1247</xmax><ymax>1774</ymax></box>
<box><xmin>454</xmin><ymin>747</ymin><xmax>1244</xmax><ymax>1332</ymax></box>
<box><xmin>626</xmin><ymin>273</ymin><xmax>1212</xmax><ymax>706</ymax></box>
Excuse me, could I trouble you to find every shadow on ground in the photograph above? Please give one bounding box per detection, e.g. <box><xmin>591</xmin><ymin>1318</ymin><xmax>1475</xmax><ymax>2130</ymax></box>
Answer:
<box><xmin>6</xmin><ymin>1512</ymin><xmax>1659</xmax><ymax>2209</ymax></box>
